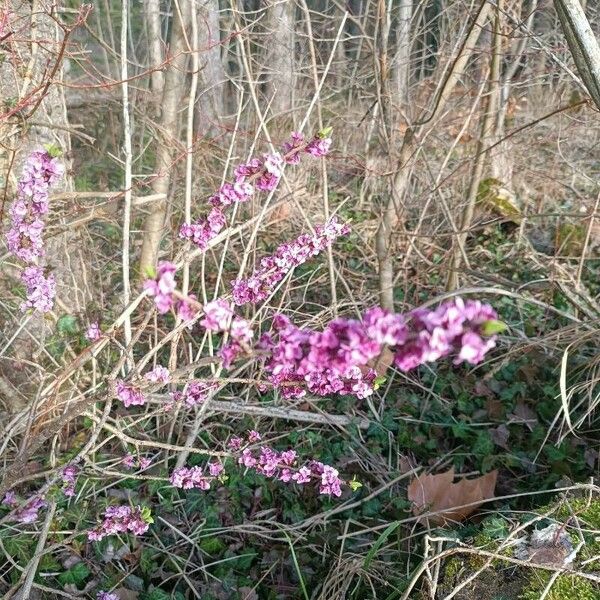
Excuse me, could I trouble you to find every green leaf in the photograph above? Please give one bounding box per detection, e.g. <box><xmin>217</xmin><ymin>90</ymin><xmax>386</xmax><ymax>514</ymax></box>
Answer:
<box><xmin>349</xmin><ymin>477</ymin><xmax>363</xmax><ymax>492</ymax></box>
<box><xmin>373</xmin><ymin>375</ymin><xmax>387</xmax><ymax>390</ymax></box>
<box><xmin>57</xmin><ymin>314</ymin><xmax>78</xmax><ymax>335</ymax></box>
<box><xmin>318</xmin><ymin>126</ymin><xmax>333</xmax><ymax>139</ymax></box>
<box><xmin>44</xmin><ymin>143</ymin><xmax>62</xmax><ymax>158</ymax></box>
<box><xmin>141</xmin><ymin>588</ymin><xmax>171</xmax><ymax>600</ymax></box>
<box><xmin>57</xmin><ymin>562</ymin><xmax>90</xmax><ymax>587</ymax></box>
<box><xmin>481</xmin><ymin>320</ymin><xmax>508</xmax><ymax>336</ymax></box>
<box><xmin>141</xmin><ymin>506</ymin><xmax>153</xmax><ymax>524</ymax></box>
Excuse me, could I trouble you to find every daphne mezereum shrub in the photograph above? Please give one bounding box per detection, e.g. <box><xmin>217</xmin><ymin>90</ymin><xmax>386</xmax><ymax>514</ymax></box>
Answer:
<box><xmin>2</xmin><ymin>132</ymin><xmax>504</xmax><ymax>546</ymax></box>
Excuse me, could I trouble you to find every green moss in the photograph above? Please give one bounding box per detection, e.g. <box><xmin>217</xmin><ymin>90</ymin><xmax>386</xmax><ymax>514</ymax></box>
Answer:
<box><xmin>554</xmin><ymin>498</ymin><xmax>600</xmax><ymax>530</ymax></box>
<box><xmin>520</xmin><ymin>572</ymin><xmax>600</xmax><ymax>600</ymax></box>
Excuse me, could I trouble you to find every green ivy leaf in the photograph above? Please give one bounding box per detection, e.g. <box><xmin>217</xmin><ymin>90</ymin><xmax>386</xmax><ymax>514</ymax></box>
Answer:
<box><xmin>57</xmin><ymin>314</ymin><xmax>78</xmax><ymax>335</ymax></box>
<box><xmin>57</xmin><ymin>562</ymin><xmax>90</xmax><ymax>588</ymax></box>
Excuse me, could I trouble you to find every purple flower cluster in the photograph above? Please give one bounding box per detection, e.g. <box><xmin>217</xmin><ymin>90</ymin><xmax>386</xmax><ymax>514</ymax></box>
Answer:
<box><xmin>115</xmin><ymin>380</ymin><xmax>146</xmax><ymax>407</ymax></box>
<box><xmin>2</xmin><ymin>492</ymin><xmax>47</xmax><ymax>523</ymax></box>
<box><xmin>261</xmin><ymin>298</ymin><xmax>499</xmax><ymax>399</ymax></box>
<box><xmin>143</xmin><ymin>261</ymin><xmax>200</xmax><ymax>321</ymax></box>
<box><xmin>87</xmin><ymin>505</ymin><xmax>151</xmax><ymax>541</ymax></box>
<box><xmin>6</xmin><ymin>150</ymin><xmax>64</xmax><ymax>313</ymax></box>
<box><xmin>198</xmin><ymin>298</ymin><xmax>254</xmax><ymax>367</ymax></box>
<box><xmin>85</xmin><ymin>321</ymin><xmax>101</xmax><ymax>341</ymax></box>
<box><xmin>20</xmin><ymin>265</ymin><xmax>56</xmax><ymax>313</ymax></box>
<box><xmin>228</xmin><ymin>431</ymin><xmax>345</xmax><ymax>497</ymax></box>
<box><xmin>97</xmin><ymin>592</ymin><xmax>120</xmax><ymax>600</ymax></box>
<box><xmin>181</xmin><ymin>380</ymin><xmax>215</xmax><ymax>407</ymax></box>
<box><xmin>231</xmin><ymin>217</ymin><xmax>350</xmax><ymax>306</ymax></box>
<box><xmin>144</xmin><ymin>365</ymin><xmax>170</xmax><ymax>384</ymax></box>
<box><xmin>143</xmin><ymin>261</ymin><xmax>177</xmax><ymax>313</ymax></box>
<box><xmin>393</xmin><ymin>298</ymin><xmax>499</xmax><ymax>370</ymax></box>
<box><xmin>61</xmin><ymin>465</ymin><xmax>79</xmax><ymax>497</ymax></box>
<box><xmin>179</xmin><ymin>131</ymin><xmax>332</xmax><ymax>251</ymax></box>
<box><xmin>170</xmin><ymin>461</ymin><xmax>224</xmax><ymax>490</ymax></box>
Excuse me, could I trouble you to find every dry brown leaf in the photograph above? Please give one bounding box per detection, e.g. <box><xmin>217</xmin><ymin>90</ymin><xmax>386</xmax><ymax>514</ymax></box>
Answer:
<box><xmin>370</xmin><ymin>347</ymin><xmax>395</xmax><ymax>377</ymax></box>
<box><xmin>408</xmin><ymin>467</ymin><xmax>498</xmax><ymax>526</ymax></box>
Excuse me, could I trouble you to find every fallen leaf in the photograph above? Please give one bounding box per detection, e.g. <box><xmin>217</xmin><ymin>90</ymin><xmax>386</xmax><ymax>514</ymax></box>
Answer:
<box><xmin>490</xmin><ymin>425</ymin><xmax>510</xmax><ymax>450</ymax></box>
<box><xmin>485</xmin><ymin>398</ymin><xmax>505</xmax><ymax>419</ymax></box>
<box><xmin>507</xmin><ymin>401</ymin><xmax>538</xmax><ymax>431</ymax></box>
<box><xmin>408</xmin><ymin>467</ymin><xmax>498</xmax><ymax>526</ymax></box>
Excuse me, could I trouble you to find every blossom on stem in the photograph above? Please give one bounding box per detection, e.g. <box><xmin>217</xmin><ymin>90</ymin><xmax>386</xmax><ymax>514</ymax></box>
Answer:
<box><xmin>87</xmin><ymin>505</ymin><xmax>152</xmax><ymax>541</ymax></box>
<box><xmin>181</xmin><ymin>130</ymin><xmax>333</xmax><ymax>251</ymax></box>
<box><xmin>61</xmin><ymin>465</ymin><xmax>79</xmax><ymax>497</ymax></box>
<box><xmin>145</xmin><ymin>365</ymin><xmax>170</xmax><ymax>384</ymax></box>
<box><xmin>97</xmin><ymin>592</ymin><xmax>120</xmax><ymax>600</ymax></box>
<box><xmin>85</xmin><ymin>321</ymin><xmax>101</xmax><ymax>341</ymax></box>
<box><xmin>231</xmin><ymin>217</ymin><xmax>350</xmax><ymax>306</ymax></box>
<box><xmin>10</xmin><ymin>496</ymin><xmax>47</xmax><ymax>524</ymax></box>
<box><xmin>6</xmin><ymin>149</ymin><xmax>63</xmax><ymax>313</ymax></box>
<box><xmin>262</xmin><ymin>298</ymin><xmax>500</xmax><ymax>399</ymax></box>
<box><xmin>170</xmin><ymin>462</ymin><xmax>224</xmax><ymax>490</ymax></box>
<box><xmin>115</xmin><ymin>381</ymin><xmax>146</xmax><ymax>407</ymax></box>
<box><xmin>143</xmin><ymin>261</ymin><xmax>177</xmax><ymax>313</ymax></box>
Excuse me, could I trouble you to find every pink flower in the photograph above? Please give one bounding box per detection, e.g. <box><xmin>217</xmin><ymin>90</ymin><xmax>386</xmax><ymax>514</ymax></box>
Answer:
<box><xmin>97</xmin><ymin>592</ymin><xmax>120</xmax><ymax>600</ymax></box>
<box><xmin>179</xmin><ymin>207</ymin><xmax>226</xmax><ymax>249</ymax></box>
<box><xmin>318</xmin><ymin>464</ymin><xmax>343</xmax><ymax>497</ymax></box>
<box><xmin>292</xmin><ymin>466</ymin><xmax>312</xmax><ymax>484</ymax></box>
<box><xmin>61</xmin><ymin>465</ymin><xmax>79</xmax><ymax>497</ymax></box>
<box><xmin>228</xmin><ymin>436</ymin><xmax>243</xmax><ymax>451</ymax></box>
<box><xmin>143</xmin><ymin>261</ymin><xmax>177</xmax><ymax>313</ymax></box>
<box><xmin>170</xmin><ymin>465</ymin><xmax>217</xmax><ymax>490</ymax></box>
<box><xmin>116</xmin><ymin>381</ymin><xmax>146</xmax><ymax>407</ymax></box>
<box><xmin>145</xmin><ymin>365</ymin><xmax>170</xmax><ymax>384</ymax></box>
<box><xmin>87</xmin><ymin>505</ymin><xmax>151</xmax><ymax>541</ymax></box>
<box><xmin>19</xmin><ymin>266</ymin><xmax>55</xmax><ymax>313</ymax></box>
<box><xmin>123</xmin><ymin>453</ymin><xmax>136</xmax><ymax>469</ymax></box>
<box><xmin>176</xmin><ymin>294</ymin><xmax>198</xmax><ymax>323</ymax></box>
<box><xmin>208</xmin><ymin>462</ymin><xmax>224</xmax><ymax>477</ymax></box>
<box><xmin>247</xmin><ymin>430</ymin><xmax>261</xmax><ymax>443</ymax></box>
<box><xmin>305</xmin><ymin>136</ymin><xmax>332</xmax><ymax>157</ymax></box>
<box><xmin>14</xmin><ymin>496</ymin><xmax>47</xmax><ymax>523</ymax></box>
<box><xmin>85</xmin><ymin>321</ymin><xmax>101</xmax><ymax>341</ymax></box>
<box><xmin>201</xmin><ymin>298</ymin><xmax>234</xmax><ymax>331</ymax></box>
<box><xmin>182</xmin><ymin>381</ymin><xmax>214</xmax><ymax>406</ymax></box>
<box><xmin>5</xmin><ymin>150</ymin><xmax>63</xmax><ymax>313</ymax></box>
<box><xmin>231</xmin><ymin>217</ymin><xmax>350</xmax><ymax>305</ymax></box>
<box><xmin>2</xmin><ymin>491</ymin><xmax>17</xmax><ymax>506</ymax></box>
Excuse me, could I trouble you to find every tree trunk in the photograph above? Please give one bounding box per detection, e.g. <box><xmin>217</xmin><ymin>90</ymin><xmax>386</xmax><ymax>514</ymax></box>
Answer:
<box><xmin>139</xmin><ymin>0</ymin><xmax>192</xmax><ymax>274</ymax></box>
<box><xmin>0</xmin><ymin>1</ymin><xmax>90</xmax><ymax>411</ymax></box>
<box><xmin>392</xmin><ymin>0</ymin><xmax>413</xmax><ymax>113</ymax></box>
<box><xmin>195</xmin><ymin>0</ymin><xmax>227</xmax><ymax>135</ymax></box>
<box><xmin>265</xmin><ymin>0</ymin><xmax>295</xmax><ymax>117</ymax></box>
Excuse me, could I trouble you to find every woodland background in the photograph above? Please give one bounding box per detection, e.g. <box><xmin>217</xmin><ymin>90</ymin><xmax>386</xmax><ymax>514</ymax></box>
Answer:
<box><xmin>0</xmin><ymin>0</ymin><xmax>600</xmax><ymax>599</ymax></box>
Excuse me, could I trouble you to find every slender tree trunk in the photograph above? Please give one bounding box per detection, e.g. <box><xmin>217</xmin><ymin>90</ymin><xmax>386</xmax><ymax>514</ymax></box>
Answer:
<box><xmin>555</xmin><ymin>0</ymin><xmax>600</xmax><ymax>111</ymax></box>
<box><xmin>144</xmin><ymin>0</ymin><xmax>165</xmax><ymax>117</ymax></box>
<box><xmin>265</xmin><ymin>0</ymin><xmax>295</xmax><ymax>117</ymax></box>
<box><xmin>447</xmin><ymin>5</ymin><xmax>501</xmax><ymax>291</ymax></box>
<box><xmin>139</xmin><ymin>0</ymin><xmax>192</xmax><ymax>274</ymax></box>
<box><xmin>195</xmin><ymin>0</ymin><xmax>227</xmax><ymax>135</ymax></box>
<box><xmin>392</xmin><ymin>0</ymin><xmax>413</xmax><ymax>112</ymax></box>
